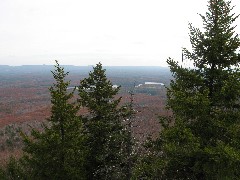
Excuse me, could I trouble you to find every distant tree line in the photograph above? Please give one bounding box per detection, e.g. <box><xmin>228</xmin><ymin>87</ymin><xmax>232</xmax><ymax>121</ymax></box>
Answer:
<box><xmin>1</xmin><ymin>0</ymin><xmax>240</xmax><ymax>179</ymax></box>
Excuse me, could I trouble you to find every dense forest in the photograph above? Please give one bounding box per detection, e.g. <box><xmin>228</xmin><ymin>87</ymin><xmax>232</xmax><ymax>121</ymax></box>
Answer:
<box><xmin>1</xmin><ymin>0</ymin><xmax>240</xmax><ymax>179</ymax></box>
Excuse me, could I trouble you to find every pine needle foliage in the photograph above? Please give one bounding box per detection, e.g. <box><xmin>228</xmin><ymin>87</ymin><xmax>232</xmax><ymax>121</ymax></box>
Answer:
<box><xmin>135</xmin><ymin>0</ymin><xmax>240</xmax><ymax>179</ymax></box>
<box><xmin>78</xmin><ymin>63</ymin><xmax>134</xmax><ymax>180</ymax></box>
<box><xmin>21</xmin><ymin>60</ymin><xmax>87</xmax><ymax>179</ymax></box>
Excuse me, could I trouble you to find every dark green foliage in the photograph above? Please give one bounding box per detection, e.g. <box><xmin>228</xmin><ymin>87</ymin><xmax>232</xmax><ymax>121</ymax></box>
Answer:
<box><xmin>78</xmin><ymin>63</ymin><xmax>134</xmax><ymax>179</ymax></box>
<box><xmin>135</xmin><ymin>0</ymin><xmax>240</xmax><ymax>179</ymax></box>
<box><xmin>0</xmin><ymin>157</ymin><xmax>27</xmax><ymax>180</ymax></box>
<box><xmin>0</xmin><ymin>168</ymin><xmax>6</xmax><ymax>180</ymax></box>
<box><xmin>21</xmin><ymin>61</ymin><xmax>87</xmax><ymax>179</ymax></box>
<box><xmin>0</xmin><ymin>62</ymin><xmax>136</xmax><ymax>179</ymax></box>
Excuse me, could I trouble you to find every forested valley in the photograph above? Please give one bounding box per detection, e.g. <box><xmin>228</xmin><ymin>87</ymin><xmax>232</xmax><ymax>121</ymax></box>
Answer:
<box><xmin>1</xmin><ymin>0</ymin><xmax>240</xmax><ymax>179</ymax></box>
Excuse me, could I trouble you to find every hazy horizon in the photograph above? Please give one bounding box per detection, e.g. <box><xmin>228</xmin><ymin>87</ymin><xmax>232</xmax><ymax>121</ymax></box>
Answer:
<box><xmin>0</xmin><ymin>0</ymin><xmax>239</xmax><ymax>66</ymax></box>
<box><xmin>0</xmin><ymin>64</ymin><xmax>170</xmax><ymax>67</ymax></box>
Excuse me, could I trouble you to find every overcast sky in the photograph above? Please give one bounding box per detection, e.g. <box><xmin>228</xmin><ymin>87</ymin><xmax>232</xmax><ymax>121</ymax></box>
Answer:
<box><xmin>0</xmin><ymin>0</ymin><xmax>239</xmax><ymax>66</ymax></box>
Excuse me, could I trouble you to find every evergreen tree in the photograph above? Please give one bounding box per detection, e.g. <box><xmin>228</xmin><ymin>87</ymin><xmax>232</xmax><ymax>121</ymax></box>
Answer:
<box><xmin>78</xmin><ymin>63</ymin><xmax>133</xmax><ymax>179</ymax></box>
<box><xmin>22</xmin><ymin>61</ymin><xmax>87</xmax><ymax>179</ymax></box>
<box><xmin>135</xmin><ymin>0</ymin><xmax>240</xmax><ymax>179</ymax></box>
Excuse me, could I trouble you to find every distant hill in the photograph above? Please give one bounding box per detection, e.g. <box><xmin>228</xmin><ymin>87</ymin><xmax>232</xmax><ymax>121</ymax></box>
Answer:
<box><xmin>0</xmin><ymin>65</ymin><xmax>171</xmax><ymax>79</ymax></box>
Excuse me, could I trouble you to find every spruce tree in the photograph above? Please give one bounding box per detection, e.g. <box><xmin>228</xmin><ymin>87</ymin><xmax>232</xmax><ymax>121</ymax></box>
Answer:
<box><xmin>21</xmin><ymin>61</ymin><xmax>87</xmax><ymax>179</ymax></box>
<box><xmin>135</xmin><ymin>0</ymin><xmax>240</xmax><ymax>179</ymax></box>
<box><xmin>78</xmin><ymin>63</ymin><xmax>133</xmax><ymax>179</ymax></box>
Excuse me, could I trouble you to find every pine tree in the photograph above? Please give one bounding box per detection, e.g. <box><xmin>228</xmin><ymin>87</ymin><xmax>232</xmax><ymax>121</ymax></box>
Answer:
<box><xmin>21</xmin><ymin>61</ymin><xmax>87</xmax><ymax>179</ymax></box>
<box><xmin>135</xmin><ymin>0</ymin><xmax>240</xmax><ymax>179</ymax></box>
<box><xmin>78</xmin><ymin>63</ymin><xmax>133</xmax><ymax>179</ymax></box>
